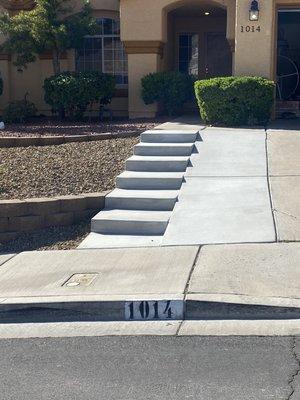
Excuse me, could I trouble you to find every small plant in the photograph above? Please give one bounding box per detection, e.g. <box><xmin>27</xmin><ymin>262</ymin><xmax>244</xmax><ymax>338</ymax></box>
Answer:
<box><xmin>44</xmin><ymin>71</ymin><xmax>116</xmax><ymax>119</ymax></box>
<box><xmin>3</xmin><ymin>93</ymin><xmax>37</xmax><ymax>123</ymax></box>
<box><xmin>141</xmin><ymin>71</ymin><xmax>194</xmax><ymax>116</ymax></box>
<box><xmin>194</xmin><ymin>76</ymin><xmax>275</xmax><ymax>126</ymax></box>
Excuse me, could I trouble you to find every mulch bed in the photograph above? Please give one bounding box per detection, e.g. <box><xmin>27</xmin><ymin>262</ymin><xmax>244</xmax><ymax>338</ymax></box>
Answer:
<box><xmin>0</xmin><ymin>118</ymin><xmax>165</xmax><ymax>137</ymax></box>
<box><xmin>0</xmin><ymin>135</ymin><xmax>140</xmax><ymax>199</ymax></box>
<box><xmin>0</xmin><ymin>220</ymin><xmax>90</xmax><ymax>253</ymax></box>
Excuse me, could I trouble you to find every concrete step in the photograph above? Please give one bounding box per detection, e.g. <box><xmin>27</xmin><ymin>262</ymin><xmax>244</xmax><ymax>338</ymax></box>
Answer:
<box><xmin>134</xmin><ymin>142</ymin><xmax>194</xmax><ymax>156</ymax></box>
<box><xmin>91</xmin><ymin>209</ymin><xmax>171</xmax><ymax>235</ymax></box>
<box><xmin>141</xmin><ymin>130</ymin><xmax>198</xmax><ymax>143</ymax></box>
<box><xmin>126</xmin><ymin>155</ymin><xmax>189</xmax><ymax>172</ymax></box>
<box><xmin>105</xmin><ymin>189</ymin><xmax>179</xmax><ymax>211</ymax></box>
<box><xmin>78</xmin><ymin>232</ymin><xmax>163</xmax><ymax>248</ymax></box>
<box><xmin>116</xmin><ymin>171</ymin><xmax>184</xmax><ymax>190</ymax></box>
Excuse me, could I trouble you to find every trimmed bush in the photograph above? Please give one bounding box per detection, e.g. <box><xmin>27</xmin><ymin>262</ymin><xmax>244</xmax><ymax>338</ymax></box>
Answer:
<box><xmin>3</xmin><ymin>97</ymin><xmax>37</xmax><ymax>123</ymax></box>
<box><xmin>44</xmin><ymin>71</ymin><xmax>116</xmax><ymax>119</ymax></box>
<box><xmin>141</xmin><ymin>71</ymin><xmax>194</xmax><ymax>116</ymax></box>
<box><xmin>194</xmin><ymin>76</ymin><xmax>275</xmax><ymax>126</ymax></box>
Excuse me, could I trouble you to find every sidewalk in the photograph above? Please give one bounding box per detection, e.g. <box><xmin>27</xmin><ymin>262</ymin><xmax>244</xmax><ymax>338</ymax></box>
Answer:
<box><xmin>0</xmin><ymin>243</ymin><xmax>299</xmax><ymax>337</ymax></box>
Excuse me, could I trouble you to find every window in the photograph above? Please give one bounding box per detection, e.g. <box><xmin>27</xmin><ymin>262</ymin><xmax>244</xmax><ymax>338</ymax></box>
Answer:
<box><xmin>178</xmin><ymin>33</ymin><xmax>199</xmax><ymax>76</ymax></box>
<box><xmin>76</xmin><ymin>18</ymin><xmax>128</xmax><ymax>85</ymax></box>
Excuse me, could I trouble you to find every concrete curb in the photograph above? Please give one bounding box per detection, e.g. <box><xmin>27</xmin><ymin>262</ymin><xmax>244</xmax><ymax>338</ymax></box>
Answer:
<box><xmin>0</xmin><ymin>296</ymin><xmax>299</xmax><ymax>324</ymax></box>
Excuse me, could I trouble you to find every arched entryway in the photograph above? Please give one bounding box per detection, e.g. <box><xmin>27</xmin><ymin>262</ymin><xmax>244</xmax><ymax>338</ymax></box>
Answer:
<box><xmin>164</xmin><ymin>0</ymin><xmax>233</xmax><ymax>80</ymax></box>
<box><xmin>120</xmin><ymin>0</ymin><xmax>235</xmax><ymax>118</ymax></box>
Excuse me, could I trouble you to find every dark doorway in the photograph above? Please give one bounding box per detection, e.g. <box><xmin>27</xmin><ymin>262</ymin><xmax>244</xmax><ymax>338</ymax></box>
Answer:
<box><xmin>205</xmin><ymin>33</ymin><xmax>232</xmax><ymax>78</ymax></box>
<box><xmin>276</xmin><ymin>10</ymin><xmax>300</xmax><ymax>118</ymax></box>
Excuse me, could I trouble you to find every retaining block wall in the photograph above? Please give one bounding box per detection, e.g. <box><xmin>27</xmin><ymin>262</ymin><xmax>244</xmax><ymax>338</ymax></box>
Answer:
<box><xmin>0</xmin><ymin>132</ymin><xmax>137</xmax><ymax>148</ymax></box>
<box><xmin>0</xmin><ymin>192</ymin><xmax>108</xmax><ymax>243</ymax></box>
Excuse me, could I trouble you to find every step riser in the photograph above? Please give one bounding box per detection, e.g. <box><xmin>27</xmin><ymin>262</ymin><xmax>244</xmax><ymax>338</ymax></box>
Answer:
<box><xmin>141</xmin><ymin>133</ymin><xmax>197</xmax><ymax>143</ymax></box>
<box><xmin>105</xmin><ymin>197</ymin><xmax>177</xmax><ymax>211</ymax></box>
<box><xmin>116</xmin><ymin>177</ymin><xmax>183</xmax><ymax>190</ymax></box>
<box><xmin>126</xmin><ymin>159</ymin><xmax>188</xmax><ymax>172</ymax></box>
<box><xmin>134</xmin><ymin>146</ymin><xmax>193</xmax><ymax>157</ymax></box>
<box><xmin>91</xmin><ymin>220</ymin><xmax>168</xmax><ymax>235</ymax></box>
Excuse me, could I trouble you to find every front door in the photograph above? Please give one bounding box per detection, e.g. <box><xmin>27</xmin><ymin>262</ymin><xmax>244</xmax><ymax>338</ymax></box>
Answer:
<box><xmin>205</xmin><ymin>33</ymin><xmax>232</xmax><ymax>78</ymax></box>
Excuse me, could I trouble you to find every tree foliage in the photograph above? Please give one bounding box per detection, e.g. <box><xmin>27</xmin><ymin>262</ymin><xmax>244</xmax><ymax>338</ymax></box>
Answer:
<box><xmin>0</xmin><ymin>0</ymin><xmax>97</xmax><ymax>74</ymax></box>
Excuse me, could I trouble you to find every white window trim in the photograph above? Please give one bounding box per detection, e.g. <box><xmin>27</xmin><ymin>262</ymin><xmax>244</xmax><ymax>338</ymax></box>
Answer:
<box><xmin>76</xmin><ymin>19</ymin><xmax>128</xmax><ymax>86</ymax></box>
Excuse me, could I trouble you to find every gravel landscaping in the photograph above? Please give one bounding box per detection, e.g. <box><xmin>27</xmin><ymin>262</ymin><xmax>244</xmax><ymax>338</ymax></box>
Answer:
<box><xmin>0</xmin><ymin>135</ymin><xmax>139</xmax><ymax>199</ymax></box>
<box><xmin>0</xmin><ymin>220</ymin><xmax>90</xmax><ymax>253</ymax></box>
<box><xmin>0</xmin><ymin>118</ymin><xmax>165</xmax><ymax>137</ymax></box>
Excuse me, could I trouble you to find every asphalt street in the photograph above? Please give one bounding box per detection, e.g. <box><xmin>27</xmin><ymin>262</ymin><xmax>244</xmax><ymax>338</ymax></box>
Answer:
<box><xmin>0</xmin><ymin>336</ymin><xmax>299</xmax><ymax>400</ymax></box>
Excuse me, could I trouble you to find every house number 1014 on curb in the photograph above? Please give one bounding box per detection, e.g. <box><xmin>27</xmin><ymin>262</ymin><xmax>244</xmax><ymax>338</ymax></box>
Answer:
<box><xmin>125</xmin><ymin>300</ymin><xmax>183</xmax><ymax>321</ymax></box>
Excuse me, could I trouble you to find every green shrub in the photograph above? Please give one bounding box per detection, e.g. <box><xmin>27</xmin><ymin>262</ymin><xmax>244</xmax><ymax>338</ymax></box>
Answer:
<box><xmin>3</xmin><ymin>97</ymin><xmax>37</xmax><ymax>123</ymax></box>
<box><xmin>44</xmin><ymin>71</ymin><xmax>116</xmax><ymax>119</ymax></box>
<box><xmin>194</xmin><ymin>76</ymin><xmax>275</xmax><ymax>126</ymax></box>
<box><xmin>141</xmin><ymin>71</ymin><xmax>194</xmax><ymax>116</ymax></box>
<box><xmin>0</xmin><ymin>77</ymin><xmax>3</xmax><ymax>97</ymax></box>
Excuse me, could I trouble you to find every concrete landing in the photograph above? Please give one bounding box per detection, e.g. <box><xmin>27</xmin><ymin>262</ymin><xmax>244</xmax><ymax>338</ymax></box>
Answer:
<box><xmin>187</xmin><ymin>127</ymin><xmax>267</xmax><ymax>177</ymax></box>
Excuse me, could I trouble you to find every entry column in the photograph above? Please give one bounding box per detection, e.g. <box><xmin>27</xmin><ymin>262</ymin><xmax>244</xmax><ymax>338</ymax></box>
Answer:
<box><xmin>234</xmin><ymin>0</ymin><xmax>276</xmax><ymax>79</ymax></box>
<box><xmin>124</xmin><ymin>41</ymin><xmax>164</xmax><ymax>119</ymax></box>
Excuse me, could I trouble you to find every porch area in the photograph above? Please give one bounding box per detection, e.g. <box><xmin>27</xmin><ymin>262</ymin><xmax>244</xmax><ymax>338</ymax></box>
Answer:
<box><xmin>119</xmin><ymin>0</ymin><xmax>282</xmax><ymax>119</ymax></box>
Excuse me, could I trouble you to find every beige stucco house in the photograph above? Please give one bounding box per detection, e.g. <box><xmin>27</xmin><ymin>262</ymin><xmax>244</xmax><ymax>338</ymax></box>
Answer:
<box><xmin>0</xmin><ymin>0</ymin><xmax>300</xmax><ymax>119</ymax></box>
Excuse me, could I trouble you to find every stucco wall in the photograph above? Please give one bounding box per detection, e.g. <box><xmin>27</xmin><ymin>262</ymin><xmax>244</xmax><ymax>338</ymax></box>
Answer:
<box><xmin>120</xmin><ymin>0</ymin><xmax>232</xmax><ymax>42</ymax></box>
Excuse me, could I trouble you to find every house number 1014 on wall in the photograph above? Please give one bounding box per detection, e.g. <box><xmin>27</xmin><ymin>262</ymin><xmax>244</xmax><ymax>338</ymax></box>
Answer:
<box><xmin>241</xmin><ymin>25</ymin><xmax>261</xmax><ymax>33</ymax></box>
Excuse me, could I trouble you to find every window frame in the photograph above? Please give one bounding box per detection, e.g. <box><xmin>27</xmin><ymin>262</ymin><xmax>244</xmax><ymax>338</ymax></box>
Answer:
<box><xmin>76</xmin><ymin>18</ymin><xmax>128</xmax><ymax>87</ymax></box>
<box><xmin>177</xmin><ymin>32</ymin><xmax>199</xmax><ymax>77</ymax></box>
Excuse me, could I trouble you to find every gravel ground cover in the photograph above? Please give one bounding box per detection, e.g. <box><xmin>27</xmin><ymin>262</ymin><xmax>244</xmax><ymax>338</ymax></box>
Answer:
<box><xmin>0</xmin><ymin>220</ymin><xmax>90</xmax><ymax>253</ymax></box>
<box><xmin>0</xmin><ymin>136</ymin><xmax>139</xmax><ymax>199</ymax></box>
<box><xmin>0</xmin><ymin>118</ymin><xmax>164</xmax><ymax>137</ymax></box>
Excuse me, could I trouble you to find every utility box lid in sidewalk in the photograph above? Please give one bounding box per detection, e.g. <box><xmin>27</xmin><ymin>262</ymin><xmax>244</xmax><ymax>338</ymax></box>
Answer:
<box><xmin>0</xmin><ymin>246</ymin><xmax>198</xmax><ymax>302</ymax></box>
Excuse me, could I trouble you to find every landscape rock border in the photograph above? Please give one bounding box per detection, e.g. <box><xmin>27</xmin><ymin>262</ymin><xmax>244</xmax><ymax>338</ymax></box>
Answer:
<box><xmin>0</xmin><ymin>132</ymin><xmax>138</xmax><ymax>148</ymax></box>
<box><xmin>0</xmin><ymin>192</ymin><xmax>108</xmax><ymax>242</ymax></box>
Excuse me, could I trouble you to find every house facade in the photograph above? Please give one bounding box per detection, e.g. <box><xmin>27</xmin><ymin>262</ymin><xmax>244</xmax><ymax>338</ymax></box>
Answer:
<box><xmin>0</xmin><ymin>0</ymin><xmax>300</xmax><ymax>119</ymax></box>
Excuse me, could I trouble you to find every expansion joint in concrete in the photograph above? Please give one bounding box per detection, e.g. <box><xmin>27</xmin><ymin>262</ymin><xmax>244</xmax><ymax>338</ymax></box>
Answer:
<box><xmin>176</xmin><ymin>245</ymin><xmax>202</xmax><ymax>336</ymax></box>
<box><xmin>265</xmin><ymin>131</ymin><xmax>279</xmax><ymax>242</ymax></box>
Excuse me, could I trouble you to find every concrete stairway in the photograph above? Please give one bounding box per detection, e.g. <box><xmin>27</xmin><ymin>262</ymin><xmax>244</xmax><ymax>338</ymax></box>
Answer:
<box><xmin>79</xmin><ymin>129</ymin><xmax>198</xmax><ymax>248</ymax></box>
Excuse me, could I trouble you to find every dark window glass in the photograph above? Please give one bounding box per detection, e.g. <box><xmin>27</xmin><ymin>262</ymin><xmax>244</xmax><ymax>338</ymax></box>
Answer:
<box><xmin>178</xmin><ymin>33</ymin><xmax>199</xmax><ymax>76</ymax></box>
